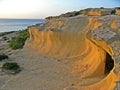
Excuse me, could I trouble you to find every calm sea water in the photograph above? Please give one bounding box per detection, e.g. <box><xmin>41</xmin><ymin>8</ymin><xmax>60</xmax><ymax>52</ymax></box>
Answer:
<box><xmin>0</xmin><ymin>19</ymin><xmax>44</xmax><ymax>32</ymax></box>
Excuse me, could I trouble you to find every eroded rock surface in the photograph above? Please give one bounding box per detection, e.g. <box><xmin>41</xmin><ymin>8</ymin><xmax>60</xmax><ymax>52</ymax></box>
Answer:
<box><xmin>25</xmin><ymin>12</ymin><xmax>120</xmax><ymax>90</ymax></box>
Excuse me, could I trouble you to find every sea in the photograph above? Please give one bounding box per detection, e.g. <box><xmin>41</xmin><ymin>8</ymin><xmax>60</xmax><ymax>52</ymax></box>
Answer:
<box><xmin>0</xmin><ymin>19</ymin><xmax>44</xmax><ymax>32</ymax></box>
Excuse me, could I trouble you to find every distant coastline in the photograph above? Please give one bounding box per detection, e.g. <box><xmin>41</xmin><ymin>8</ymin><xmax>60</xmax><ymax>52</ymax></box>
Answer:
<box><xmin>0</xmin><ymin>19</ymin><xmax>44</xmax><ymax>32</ymax></box>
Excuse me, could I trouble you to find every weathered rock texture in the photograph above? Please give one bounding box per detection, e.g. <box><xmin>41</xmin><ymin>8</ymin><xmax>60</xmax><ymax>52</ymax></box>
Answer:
<box><xmin>116</xmin><ymin>9</ymin><xmax>120</xmax><ymax>15</ymax></box>
<box><xmin>26</xmin><ymin>8</ymin><xmax>120</xmax><ymax>90</ymax></box>
<box><xmin>46</xmin><ymin>8</ymin><xmax>120</xmax><ymax>21</ymax></box>
<box><xmin>81</xmin><ymin>8</ymin><xmax>113</xmax><ymax>16</ymax></box>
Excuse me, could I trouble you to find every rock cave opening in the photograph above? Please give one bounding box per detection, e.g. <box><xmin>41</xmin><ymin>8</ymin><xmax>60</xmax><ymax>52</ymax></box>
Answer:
<box><xmin>105</xmin><ymin>53</ymin><xmax>114</xmax><ymax>74</ymax></box>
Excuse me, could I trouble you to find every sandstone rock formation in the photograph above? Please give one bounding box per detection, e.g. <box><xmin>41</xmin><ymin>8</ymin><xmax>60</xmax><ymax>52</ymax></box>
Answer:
<box><xmin>46</xmin><ymin>8</ymin><xmax>120</xmax><ymax>21</ymax></box>
<box><xmin>25</xmin><ymin>8</ymin><xmax>120</xmax><ymax>90</ymax></box>
<box><xmin>81</xmin><ymin>8</ymin><xmax>113</xmax><ymax>16</ymax></box>
<box><xmin>116</xmin><ymin>9</ymin><xmax>120</xmax><ymax>15</ymax></box>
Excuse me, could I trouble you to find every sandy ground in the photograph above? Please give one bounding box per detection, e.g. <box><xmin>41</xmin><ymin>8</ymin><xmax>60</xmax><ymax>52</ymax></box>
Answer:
<box><xmin>0</xmin><ymin>32</ymin><xmax>106</xmax><ymax>90</ymax></box>
<box><xmin>1</xmin><ymin>48</ymin><xmax>78</xmax><ymax>90</ymax></box>
<box><xmin>0</xmin><ymin>48</ymin><xmax>106</xmax><ymax>90</ymax></box>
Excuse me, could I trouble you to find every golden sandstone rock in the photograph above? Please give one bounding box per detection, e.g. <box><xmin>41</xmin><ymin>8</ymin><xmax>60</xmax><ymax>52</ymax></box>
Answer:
<box><xmin>116</xmin><ymin>9</ymin><xmax>120</xmax><ymax>16</ymax></box>
<box><xmin>26</xmin><ymin>8</ymin><xmax>120</xmax><ymax>90</ymax></box>
<box><xmin>82</xmin><ymin>8</ymin><xmax>112</xmax><ymax>16</ymax></box>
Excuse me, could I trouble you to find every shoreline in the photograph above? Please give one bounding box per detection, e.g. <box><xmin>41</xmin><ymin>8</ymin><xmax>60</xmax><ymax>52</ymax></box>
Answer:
<box><xmin>0</xmin><ymin>18</ymin><xmax>44</xmax><ymax>33</ymax></box>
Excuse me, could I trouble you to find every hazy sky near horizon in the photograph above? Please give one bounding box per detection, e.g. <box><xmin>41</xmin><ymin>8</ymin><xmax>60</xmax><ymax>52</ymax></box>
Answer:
<box><xmin>0</xmin><ymin>0</ymin><xmax>120</xmax><ymax>19</ymax></box>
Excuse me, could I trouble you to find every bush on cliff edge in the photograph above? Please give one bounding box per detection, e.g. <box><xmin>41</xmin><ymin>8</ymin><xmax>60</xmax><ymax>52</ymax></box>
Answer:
<box><xmin>9</xmin><ymin>29</ymin><xmax>28</xmax><ymax>50</ymax></box>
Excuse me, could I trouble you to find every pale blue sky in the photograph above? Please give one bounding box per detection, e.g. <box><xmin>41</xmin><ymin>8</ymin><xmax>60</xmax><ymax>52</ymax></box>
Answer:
<box><xmin>0</xmin><ymin>0</ymin><xmax>119</xmax><ymax>19</ymax></box>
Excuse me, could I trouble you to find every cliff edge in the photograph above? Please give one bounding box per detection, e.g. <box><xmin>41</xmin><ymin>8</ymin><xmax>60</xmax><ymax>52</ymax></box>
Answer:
<box><xmin>25</xmin><ymin>8</ymin><xmax>120</xmax><ymax>90</ymax></box>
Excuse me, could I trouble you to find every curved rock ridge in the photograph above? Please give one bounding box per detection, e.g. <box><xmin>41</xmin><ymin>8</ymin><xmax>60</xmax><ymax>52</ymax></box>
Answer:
<box><xmin>45</xmin><ymin>8</ymin><xmax>120</xmax><ymax>21</ymax></box>
<box><xmin>25</xmin><ymin>15</ymin><xmax>120</xmax><ymax>90</ymax></box>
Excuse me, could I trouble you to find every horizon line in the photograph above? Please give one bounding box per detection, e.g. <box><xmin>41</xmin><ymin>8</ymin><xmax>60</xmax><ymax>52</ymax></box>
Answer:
<box><xmin>0</xmin><ymin>18</ymin><xmax>45</xmax><ymax>19</ymax></box>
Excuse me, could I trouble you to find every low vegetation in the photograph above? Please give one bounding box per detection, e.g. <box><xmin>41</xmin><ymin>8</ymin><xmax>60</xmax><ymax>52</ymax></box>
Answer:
<box><xmin>0</xmin><ymin>31</ymin><xmax>15</xmax><ymax>36</ymax></box>
<box><xmin>2</xmin><ymin>62</ymin><xmax>21</xmax><ymax>74</ymax></box>
<box><xmin>0</xmin><ymin>54</ymin><xmax>21</xmax><ymax>74</ymax></box>
<box><xmin>9</xmin><ymin>29</ymin><xmax>28</xmax><ymax>50</ymax></box>
<box><xmin>2</xmin><ymin>36</ymin><xmax>9</xmax><ymax>41</ymax></box>
<box><xmin>0</xmin><ymin>54</ymin><xmax>9</xmax><ymax>61</ymax></box>
<box><xmin>0</xmin><ymin>48</ymin><xmax>3</xmax><ymax>51</ymax></box>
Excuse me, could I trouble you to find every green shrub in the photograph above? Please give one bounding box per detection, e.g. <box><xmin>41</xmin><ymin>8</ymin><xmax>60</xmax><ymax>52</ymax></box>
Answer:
<box><xmin>2</xmin><ymin>62</ymin><xmax>21</xmax><ymax>74</ymax></box>
<box><xmin>9</xmin><ymin>29</ymin><xmax>28</xmax><ymax>50</ymax></box>
<box><xmin>0</xmin><ymin>54</ymin><xmax>8</xmax><ymax>61</ymax></box>
<box><xmin>0</xmin><ymin>48</ymin><xmax>3</xmax><ymax>51</ymax></box>
<box><xmin>2</xmin><ymin>36</ymin><xmax>8</xmax><ymax>41</ymax></box>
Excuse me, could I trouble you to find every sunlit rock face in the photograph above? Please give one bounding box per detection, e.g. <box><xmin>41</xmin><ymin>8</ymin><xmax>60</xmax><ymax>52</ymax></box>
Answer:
<box><xmin>81</xmin><ymin>8</ymin><xmax>113</xmax><ymax>16</ymax></box>
<box><xmin>25</xmin><ymin>8</ymin><xmax>120</xmax><ymax>90</ymax></box>
<box><xmin>116</xmin><ymin>9</ymin><xmax>120</xmax><ymax>16</ymax></box>
<box><xmin>45</xmin><ymin>8</ymin><xmax>120</xmax><ymax>21</ymax></box>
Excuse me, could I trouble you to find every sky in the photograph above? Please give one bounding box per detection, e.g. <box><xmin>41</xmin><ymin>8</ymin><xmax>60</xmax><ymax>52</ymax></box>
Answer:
<box><xmin>0</xmin><ymin>0</ymin><xmax>120</xmax><ymax>19</ymax></box>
